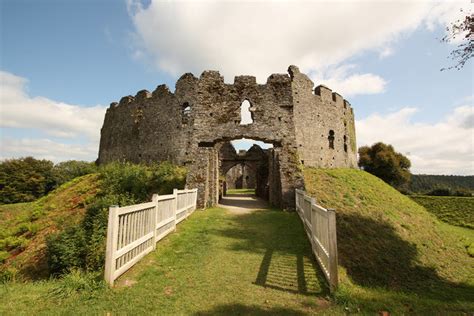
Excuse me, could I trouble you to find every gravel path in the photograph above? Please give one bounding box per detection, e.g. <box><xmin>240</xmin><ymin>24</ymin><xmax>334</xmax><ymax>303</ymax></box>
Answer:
<box><xmin>218</xmin><ymin>194</ymin><xmax>268</xmax><ymax>214</ymax></box>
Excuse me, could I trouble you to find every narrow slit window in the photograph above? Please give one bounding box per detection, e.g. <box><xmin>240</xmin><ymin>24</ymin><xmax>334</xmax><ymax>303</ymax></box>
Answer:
<box><xmin>240</xmin><ymin>100</ymin><xmax>253</xmax><ymax>125</ymax></box>
<box><xmin>343</xmin><ymin>135</ymin><xmax>348</xmax><ymax>153</ymax></box>
<box><xmin>328</xmin><ymin>130</ymin><xmax>335</xmax><ymax>149</ymax></box>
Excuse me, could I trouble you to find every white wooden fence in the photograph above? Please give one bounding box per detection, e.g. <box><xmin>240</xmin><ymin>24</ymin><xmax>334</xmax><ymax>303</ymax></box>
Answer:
<box><xmin>295</xmin><ymin>189</ymin><xmax>338</xmax><ymax>292</ymax></box>
<box><xmin>104</xmin><ymin>188</ymin><xmax>198</xmax><ymax>286</ymax></box>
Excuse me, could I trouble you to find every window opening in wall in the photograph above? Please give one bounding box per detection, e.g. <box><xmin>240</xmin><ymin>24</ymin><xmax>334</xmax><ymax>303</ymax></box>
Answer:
<box><xmin>182</xmin><ymin>102</ymin><xmax>191</xmax><ymax>116</ymax></box>
<box><xmin>182</xmin><ymin>102</ymin><xmax>191</xmax><ymax>124</ymax></box>
<box><xmin>343</xmin><ymin>135</ymin><xmax>348</xmax><ymax>153</ymax></box>
<box><xmin>328</xmin><ymin>130</ymin><xmax>335</xmax><ymax>149</ymax></box>
<box><xmin>240</xmin><ymin>100</ymin><xmax>253</xmax><ymax>125</ymax></box>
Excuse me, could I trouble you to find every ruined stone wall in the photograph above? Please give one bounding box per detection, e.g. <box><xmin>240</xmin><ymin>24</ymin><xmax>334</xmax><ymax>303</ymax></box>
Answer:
<box><xmin>290</xmin><ymin>66</ymin><xmax>357</xmax><ymax>168</ymax></box>
<box><xmin>98</xmin><ymin>65</ymin><xmax>357</xmax><ymax>209</ymax></box>
<box><xmin>98</xmin><ymin>86</ymin><xmax>191</xmax><ymax>165</ymax></box>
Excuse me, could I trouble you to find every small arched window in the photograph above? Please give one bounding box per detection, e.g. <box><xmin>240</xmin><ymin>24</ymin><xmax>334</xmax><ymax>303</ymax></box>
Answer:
<box><xmin>182</xmin><ymin>102</ymin><xmax>191</xmax><ymax>124</ymax></box>
<box><xmin>328</xmin><ymin>130</ymin><xmax>335</xmax><ymax>149</ymax></box>
<box><xmin>240</xmin><ymin>100</ymin><xmax>253</xmax><ymax>125</ymax></box>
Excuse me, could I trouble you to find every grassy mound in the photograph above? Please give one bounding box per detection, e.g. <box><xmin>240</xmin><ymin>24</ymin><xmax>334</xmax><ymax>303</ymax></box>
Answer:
<box><xmin>304</xmin><ymin>168</ymin><xmax>474</xmax><ymax>314</ymax></box>
<box><xmin>0</xmin><ymin>174</ymin><xmax>99</xmax><ymax>280</ymax></box>
<box><xmin>410</xmin><ymin>195</ymin><xmax>474</xmax><ymax>229</ymax></box>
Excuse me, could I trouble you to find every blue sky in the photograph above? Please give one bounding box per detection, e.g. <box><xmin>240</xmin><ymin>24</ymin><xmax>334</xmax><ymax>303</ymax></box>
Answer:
<box><xmin>0</xmin><ymin>0</ymin><xmax>472</xmax><ymax>174</ymax></box>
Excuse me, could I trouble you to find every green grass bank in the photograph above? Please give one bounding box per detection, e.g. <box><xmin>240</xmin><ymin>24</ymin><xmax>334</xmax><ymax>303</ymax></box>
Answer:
<box><xmin>304</xmin><ymin>168</ymin><xmax>474</xmax><ymax>314</ymax></box>
<box><xmin>0</xmin><ymin>174</ymin><xmax>99</xmax><ymax>280</ymax></box>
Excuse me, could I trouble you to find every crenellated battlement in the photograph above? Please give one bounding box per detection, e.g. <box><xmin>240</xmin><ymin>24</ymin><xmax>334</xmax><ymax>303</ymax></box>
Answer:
<box><xmin>107</xmin><ymin>66</ymin><xmax>352</xmax><ymax>117</ymax></box>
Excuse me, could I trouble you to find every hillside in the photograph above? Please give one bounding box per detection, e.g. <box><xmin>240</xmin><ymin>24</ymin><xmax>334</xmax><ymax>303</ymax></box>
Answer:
<box><xmin>304</xmin><ymin>168</ymin><xmax>474</xmax><ymax>314</ymax></box>
<box><xmin>0</xmin><ymin>174</ymin><xmax>99</xmax><ymax>280</ymax></box>
<box><xmin>410</xmin><ymin>174</ymin><xmax>474</xmax><ymax>194</ymax></box>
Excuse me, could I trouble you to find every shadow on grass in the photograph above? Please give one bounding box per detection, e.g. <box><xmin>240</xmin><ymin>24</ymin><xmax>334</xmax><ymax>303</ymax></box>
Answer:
<box><xmin>212</xmin><ymin>207</ymin><xmax>473</xmax><ymax>307</ymax></box>
<box><xmin>337</xmin><ymin>213</ymin><xmax>474</xmax><ymax>303</ymax></box>
<box><xmin>219</xmin><ymin>195</ymin><xmax>268</xmax><ymax>210</ymax></box>
<box><xmin>210</xmin><ymin>209</ymin><xmax>330</xmax><ymax>297</ymax></box>
<box><xmin>194</xmin><ymin>303</ymin><xmax>308</xmax><ymax>316</ymax></box>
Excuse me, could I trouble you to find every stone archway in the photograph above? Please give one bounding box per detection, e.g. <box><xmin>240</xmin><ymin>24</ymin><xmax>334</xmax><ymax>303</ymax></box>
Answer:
<box><xmin>218</xmin><ymin>141</ymin><xmax>271</xmax><ymax>200</ymax></box>
<box><xmin>187</xmin><ymin>132</ymin><xmax>294</xmax><ymax>209</ymax></box>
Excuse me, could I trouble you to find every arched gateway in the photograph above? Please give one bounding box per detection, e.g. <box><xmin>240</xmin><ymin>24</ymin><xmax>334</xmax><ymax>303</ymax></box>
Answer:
<box><xmin>97</xmin><ymin>66</ymin><xmax>357</xmax><ymax>209</ymax></box>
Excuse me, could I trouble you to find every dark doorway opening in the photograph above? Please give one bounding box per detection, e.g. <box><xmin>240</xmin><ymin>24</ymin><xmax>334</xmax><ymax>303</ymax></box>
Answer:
<box><xmin>218</xmin><ymin>138</ymin><xmax>274</xmax><ymax>201</ymax></box>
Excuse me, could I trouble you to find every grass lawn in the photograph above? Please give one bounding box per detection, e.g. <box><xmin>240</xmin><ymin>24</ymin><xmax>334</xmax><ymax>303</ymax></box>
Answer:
<box><xmin>226</xmin><ymin>188</ymin><xmax>256</xmax><ymax>195</ymax></box>
<box><xmin>0</xmin><ymin>207</ymin><xmax>343</xmax><ymax>315</ymax></box>
<box><xmin>410</xmin><ymin>195</ymin><xmax>474</xmax><ymax>229</ymax></box>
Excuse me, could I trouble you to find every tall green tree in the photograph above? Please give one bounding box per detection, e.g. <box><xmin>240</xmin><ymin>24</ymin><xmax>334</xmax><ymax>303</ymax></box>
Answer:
<box><xmin>358</xmin><ymin>142</ymin><xmax>411</xmax><ymax>190</ymax></box>
<box><xmin>0</xmin><ymin>157</ymin><xmax>55</xmax><ymax>204</ymax></box>
<box><xmin>51</xmin><ymin>160</ymin><xmax>97</xmax><ymax>187</ymax></box>
<box><xmin>0</xmin><ymin>158</ymin><xmax>97</xmax><ymax>204</ymax></box>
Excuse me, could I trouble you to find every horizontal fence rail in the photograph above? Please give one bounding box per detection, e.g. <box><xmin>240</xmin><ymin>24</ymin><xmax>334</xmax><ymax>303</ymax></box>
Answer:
<box><xmin>295</xmin><ymin>189</ymin><xmax>338</xmax><ymax>292</ymax></box>
<box><xmin>104</xmin><ymin>188</ymin><xmax>198</xmax><ymax>286</ymax></box>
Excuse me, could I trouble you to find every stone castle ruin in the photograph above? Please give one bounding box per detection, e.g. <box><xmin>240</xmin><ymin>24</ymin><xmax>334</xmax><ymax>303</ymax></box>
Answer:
<box><xmin>98</xmin><ymin>65</ymin><xmax>357</xmax><ymax>209</ymax></box>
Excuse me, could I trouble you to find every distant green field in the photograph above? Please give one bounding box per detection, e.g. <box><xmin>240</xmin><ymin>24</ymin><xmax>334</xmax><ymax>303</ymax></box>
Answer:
<box><xmin>411</xmin><ymin>195</ymin><xmax>474</xmax><ymax>229</ymax></box>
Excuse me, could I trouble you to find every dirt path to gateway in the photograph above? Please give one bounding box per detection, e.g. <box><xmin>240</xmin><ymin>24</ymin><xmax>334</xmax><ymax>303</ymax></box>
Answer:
<box><xmin>218</xmin><ymin>194</ymin><xmax>269</xmax><ymax>214</ymax></box>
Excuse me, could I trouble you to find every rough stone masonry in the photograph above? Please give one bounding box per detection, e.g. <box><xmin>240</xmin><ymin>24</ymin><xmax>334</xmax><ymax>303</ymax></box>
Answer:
<box><xmin>98</xmin><ymin>65</ymin><xmax>357</xmax><ymax>209</ymax></box>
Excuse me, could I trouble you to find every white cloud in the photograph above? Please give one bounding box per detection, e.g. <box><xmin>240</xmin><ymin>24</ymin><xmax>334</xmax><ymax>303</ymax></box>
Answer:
<box><xmin>379</xmin><ymin>46</ymin><xmax>395</xmax><ymax>59</ymax></box>
<box><xmin>0</xmin><ymin>71</ymin><xmax>107</xmax><ymax>162</ymax></box>
<box><xmin>357</xmin><ymin>105</ymin><xmax>474</xmax><ymax>175</ymax></box>
<box><xmin>310</xmin><ymin>65</ymin><xmax>387</xmax><ymax>97</ymax></box>
<box><xmin>0</xmin><ymin>138</ymin><xmax>99</xmax><ymax>162</ymax></box>
<box><xmin>127</xmin><ymin>0</ymin><xmax>466</xmax><ymax>88</ymax></box>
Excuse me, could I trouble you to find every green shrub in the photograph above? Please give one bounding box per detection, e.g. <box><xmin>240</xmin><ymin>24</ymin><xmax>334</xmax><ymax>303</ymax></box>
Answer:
<box><xmin>467</xmin><ymin>243</ymin><xmax>474</xmax><ymax>258</ymax></box>
<box><xmin>45</xmin><ymin>161</ymin><xmax>187</xmax><ymax>275</ymax></box>
<box><xmin>14</xmin><ymin>222</ymin><xmax>40</xmax><ymax>237</ymax></box>
<box><xmin>149</xmin><ymin>161</ymin><xmax>187</xmax><ymax>195</ymax></box>
<box><xmin>0</xmin><ymin>236</ymin><xmax>29</xmax><ymax>251</ymax></box>
<box><xmin>0</xmin><ymin>266</ymin><xmax>18</xmax><ymax>283</ymax></box>
<box><xmin>0</xmin><ymin>251</ymin><xmax>9</xmax><ymax>263</ymax></box>
<box><xmin>99</xmin><ymin>161</ymin><xmax>186</xmax><ymax>200</ymax></box>
<box><xmin>48</xmin><ymin>270</ymin><xmax>106</xmax><ymax>299</ymax></box>
<box><xmin>99</xmin><ymin>162</ymin><xmax>151</xmax><ymax>201</ymax></box>
<box><xmin>46</xmin><ymin>227</ymin><xmax>86</xmax><ymax>275</ymax></box>
<box><xmin>29</xmin><ymin>207</ymin><xmax>44</xmax><ymax>221</ymax></box>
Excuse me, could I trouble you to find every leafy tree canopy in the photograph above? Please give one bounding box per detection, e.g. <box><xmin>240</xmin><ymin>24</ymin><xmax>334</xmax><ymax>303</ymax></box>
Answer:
<box><xmin>358</xmin><ymin>142</ymin><xmax>411</xmax><ymax>190</ymax></box>
<box><xmin>0</xmin><ymin>157</ymin><xmax>96</xmax><ymax>204</ymax></box>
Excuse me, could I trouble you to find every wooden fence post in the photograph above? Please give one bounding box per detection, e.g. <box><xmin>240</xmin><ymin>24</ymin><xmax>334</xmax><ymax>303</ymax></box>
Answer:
<box><xmin>194</xmin><ymin>189</ymin><xmax>198</xmax><ymax>211</ymax></box>
<box><xmin>327</xmin><ymin>208</ymin><xmax>338</xmax><ymax>292</ymax></box>
<box><xmin>173</xmin><ymin>189</ymin><xmax>178</xmax><ymax>229</ymax></box>
<box><xmin>310</xmin><ymin>197</ymin><xmax>316</xmax><ymax>235</ymax></box>
<box><xmin>152</xmin><ymin>194</ymin><xmax>159</xmax><ymax>249</ymax></box>
<box><xmin>104</xmin><ymin>205</ymin><xmax>119</xmax><ymax>286</ymax></box>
